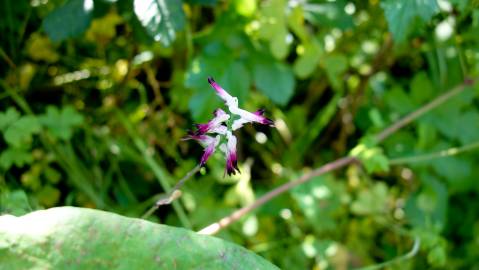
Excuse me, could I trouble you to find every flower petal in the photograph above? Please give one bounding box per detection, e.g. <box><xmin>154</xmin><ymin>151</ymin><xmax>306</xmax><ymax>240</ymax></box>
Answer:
<box><xmin>199</xmin><ymin>135</ymin><xmax>220</xmax><ymax>166</ymax></box>
<box><xmin>207</xmin><ymin>77</ymin><xmax>238</xmax><ymax>108</ymax></box>
<box><xmin>194</xmin><ymin>108</ymin><xmax>230</xmax><ymax>135</ymax></box>
<box><xmin>224</xmin><ymin>131</ymin><xmax>240</xmax><ymax>175</ymax></box>
<box><xmin>229</xmin><ymin>107</ymin><xmax>275</xmax><ymax>129</ymax></box>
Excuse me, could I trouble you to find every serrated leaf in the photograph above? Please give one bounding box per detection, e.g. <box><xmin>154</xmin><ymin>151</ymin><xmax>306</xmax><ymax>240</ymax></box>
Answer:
<box><xmin>253</xmin><ymin>59</ymin><xmax>295</xmax><ymax>106</ymax></box>
<box><xmin>133</xmin><ymin>0</ymin><xmax>185</xmax><ymax>46</ymax></box>
<box><xmin>43</xmin><ymin>0</ymin><xmax>94</xmax><ymax>42</ymax></box>
<box><xmin>380</xmin><ymin>0</ymin><xmax>439</xmax><ymax>42</ymax></box>
<box><xmin>0</xmin><ymin>190</ymin><xmax>32</xmax><ymax>216</ymax></box>
<box><xmin>0</xmin><ymin>207</ymin><xmax>278</xmax><ymax>269</ymax></box>
<box><xmin>0</xmin><ymin>107</ymin><xmax>20</xmax><ymax>130</ymax></box>
<box><xmin>350</xmin><ymin>137</ymin><xmax>390</xmax><ymax>174</ymax></box>
<box><xmin>3</xmin><ymin>116</ymin><xmax>41</xmax><ymax>147</ymax></box>
<box><xmin>0</xmin><ymin>148</ymin><xmax>33</xmax><ymax>170</ymax></box>
<box><xmin>39</xmin><ymin>106</ymin><xmax>84</xmax><ymax>140</ymax></box>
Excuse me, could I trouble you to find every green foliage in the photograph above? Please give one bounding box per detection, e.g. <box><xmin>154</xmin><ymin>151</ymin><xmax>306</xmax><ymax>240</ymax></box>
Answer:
<box><xmin>133</xmin><ymin>0</ymin><xmax>185</xmax><ymax>46</ymax></box>
<box><xmin>253</xmin><ymin>59</ymin><xmax>295</xmax><ymax>105</ymax></box>
<box><xmin>39</xmin><ymin>106</ymin><xmax>84</xmax><ymax>140</ymax></box>
<box><xmin>0</xmin><ymin>207</ymin><xmax>278</xmax><ymax>269</ymax></box>
<box><xmin>1</xmin><ymin>0</ymin><xmax>479</xmax><ymax>269</ymax></box>
<box><xmin>381</xmin><ymin>0</ymin><xmax>439</xmax><ymax>42</ymax></box>
<box><xmin>350</xmin><ymin>137</ymin><xmax>390</xmax><ymax>174</ymax></box>
<box><xmin>43</xmin><ymin>0</ymin><xmax>94</xmax><ymax>41</ymax></box>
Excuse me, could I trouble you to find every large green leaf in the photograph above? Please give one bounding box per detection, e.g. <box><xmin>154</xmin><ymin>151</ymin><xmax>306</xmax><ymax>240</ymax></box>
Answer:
<box><xmin>133</xmin><ymin>0</ymin><xmax>185</xmax><ymax>46</ymax></box>
<box><xmin>43</xmin><ymin>0</ymin><xmax>94</xmax><ymax>41</ymax></box>
<box><xmin>380</xmin><ymin>0</ymin><xmax>439</xmax><ymax>42</ymax></box>
<box><xmin>0</xmin><ymin>207</ymin><xmax>278</xmax><ymax>269</ymax></box>
<box><xmin>253</xmin><ymin>59</ymin><xmax>295</xmax><ymax>106</ymax></box>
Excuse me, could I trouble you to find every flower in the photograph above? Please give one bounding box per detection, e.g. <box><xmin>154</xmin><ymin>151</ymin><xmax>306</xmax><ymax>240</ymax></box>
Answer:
<box><xmin>194</xmin><ymin>108</ymin><xmax>229</xmax><ymax>135</ymax></box>
<box><xmin>207</xmin><ymin>77</ymin><xmax>274</xmax><ymax>130</ymax></box>
<box><xmin>220</xmin><ymin>131</ymin><xmax>240</xmax><ymax>176</ymax></box>
<box><xmin>185</xmin><ymin>77</ymin><xmax>274</xmax><ymax>176</ymax></box>
<box><xmin>182</xmin><ymin>132</ymin><xmax>220</xmax><ymax>166</ymax></box>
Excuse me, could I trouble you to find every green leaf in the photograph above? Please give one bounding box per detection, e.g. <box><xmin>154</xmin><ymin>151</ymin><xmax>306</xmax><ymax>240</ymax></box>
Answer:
<box><xmin>0</xmin><ymin>147</ymin><xmax>33</xmax><ymax>170</ymax></box>
<box><xmin>133</xmin><ymin>0</ymin><xmax>185</xmax><ymax>46</ymax></box>
<box><xmin>233</xmin><ymin>0</ymin><xmax>257</xmax><ymax>17</ymax></box>
<box><xmin>0</xmin><ymin>107</ymin><xmax>20</xmax><ymax>130</ymax></box>
<box><xmin>39</xmin><ymin>106</ymin><xmax>84</xmax><ymax>140</ymax></box>
<box><xmin>385</xmin><ymin>85</ymin><xmax>417</xmax><ymax>115</ymax></box>
<box><xmin>185</xmin><ymin>44</ymin><xmax>234</xmax><ymax>121</ymax></box>
<box><xmin>0</xmin><ymin>207</ymin><xmax>278</xmax><ymax>269</ymax></box>
<box><xmin>351</xmin><ymin>182</ymin><xmax>389</xmax><ymax>215</ymax></box>
<box><xmin>0</xmin><ymin>190</ymin><xmax>32</xmax><ymax>216</ymax></box>
<box><xmin>43</xmin><ymin>0</ymin><xmax>94</xmax><ymax>42</ymax></box>
<box><xmin>303</xmin><ymin>1</ymin><xmax>354</xmax><ymax>30</ymax></box>
<box><xmin>410</xmin><ymin>72</ymin><xmax>434</xmax><ymax>104</ymax></box>
<box><xmin>291</xmin><ymin>176</ymin><xmax>346</xmax><ymax>233</ymax></box>
<box><xmin>293</xmin><ymin>41</ymin><xmax>322</xmax><ymax>79</ymax></box>
<box><xmin>350</xmin><ymin>137</ymin><xmax>390</xmax><ymax>174</ymax></box>
<box><xmin>220</xmin><ymin>61</ymin><xmax>251</xmax><ymax>104</ymax></box>
<box><xmin>3</xmin><ymin>116</ymin><xmax>41</xmax><ymax>147</ymax></box>
<box><xmin>405</xmin><ymin>173</ymin><xmax>447</xmax><ymax>231</ymax></box>
<box><xmin>380</xmin><ymin>0</ymin><xmax>439</xmax><ymax>42</ymax></box>
<box><xmin>322</xmin><ymin>53</ymin><xmax>348</xmax><ymax>91</ymax></box>
<box><xmin>253</xmin><ymin>59</ymin><xmax>295</xmax><ymax>106</ymax></box>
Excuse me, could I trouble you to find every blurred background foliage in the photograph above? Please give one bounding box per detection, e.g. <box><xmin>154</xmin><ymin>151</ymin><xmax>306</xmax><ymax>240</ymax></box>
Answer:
<box><xmin>1</xmin><ymin>0</ymin><xmax>479</xmax><ymax>269</ymax></box>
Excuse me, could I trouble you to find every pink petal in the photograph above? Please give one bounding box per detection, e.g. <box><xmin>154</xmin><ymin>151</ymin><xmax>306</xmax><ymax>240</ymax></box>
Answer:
<box><xmin>200</xmin><ymin>142</ymin><xmax>216</xmax><ymax>166</ymax></box>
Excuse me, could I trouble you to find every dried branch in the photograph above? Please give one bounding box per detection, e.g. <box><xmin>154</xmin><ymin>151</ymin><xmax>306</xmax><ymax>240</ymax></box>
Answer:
<box><xmin>142</xmin><ymin>165</ymin><xmax>201</xmax><ymax>219</ymax></box>
<box><xmin>198</xmin><ymin>77</ymin><xmax>477</xmax><ymax>235</ymax></box>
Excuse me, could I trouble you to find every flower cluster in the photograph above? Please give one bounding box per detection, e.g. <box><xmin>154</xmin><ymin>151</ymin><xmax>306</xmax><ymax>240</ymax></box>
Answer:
<box><xmin>183</xmin><ymin>77</ymin><xmax>274</xmax><ymax>176</ymax></box>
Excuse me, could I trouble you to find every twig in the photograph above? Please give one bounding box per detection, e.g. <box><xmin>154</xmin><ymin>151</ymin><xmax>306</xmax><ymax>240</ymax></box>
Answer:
<box><xmin>374</xmin><ymin>77</ymin><xmax>476</xmax><ymax>143</ymax></box>
<box><xmin>198</xmin><ymin>77</ymin><xmax>477</xmax><ymax>235</ymax></box>
<box><xmin>354</xmin><ymin>237</ymin><xmax>420</xmax><ymax>270</ymax></box>
<box><xmin>389</xmin><ymin>140</ymin><xmax>479</xmax><ymax>165</ymax></box>
<box><xmin>198</xmin><ymin>157</ymin><xmax>355</xmax><ymax>235</ymax></box>
<box><xmin>142</xmin><ymin>165</ymin><xmax>201</xmax><ymax>219</ymax></box>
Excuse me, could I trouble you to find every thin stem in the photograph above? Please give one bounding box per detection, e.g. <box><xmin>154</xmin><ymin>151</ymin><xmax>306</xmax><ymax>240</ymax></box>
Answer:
<box><xmin>389</xmin><ymin>140</ymin><xmax>479</xmax><ymax>165</ymax></box>
<box><xmin>198</xmin><ymin>157</ymin><xmax>356</xmax><ymax>235</ymax></box>
<box><xmin>375</xmin><ymin>77</ymin><xmax>476</xmax><ymax>143</ymax></box>
<box><xmin>142</xmin><ymin>165</ymin><xmax>201</xmax><ymax>219</ymax></box>
<box><xmin>198</xmin><ymin>77</ymin><xmax>478</xmax><ymax>235</ymax></box>
<box><xmin>116</xmin><ymin>110</ymin><xmax>192</xmax><ymax>228</ymax></box>
<box><xmin>355</xmin><ymin>237</ymin><xmax>420</xmax><ymax>270</ymax></box>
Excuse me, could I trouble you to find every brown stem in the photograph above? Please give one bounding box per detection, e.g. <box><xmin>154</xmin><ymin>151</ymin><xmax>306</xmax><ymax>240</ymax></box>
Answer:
<box><xmin>375</xmin><ymin>77</ymin><xmax>475</xmax><ymax>143</ymax></box>
<box><xmin>142</xmin><ymin>164</ymin><xmax>201</xmax><ymax>219</ymax></box>
<box><xmin>198</xmin><ymin>77</ymin><xmax>477</xmax><ymax>235</ymax></box>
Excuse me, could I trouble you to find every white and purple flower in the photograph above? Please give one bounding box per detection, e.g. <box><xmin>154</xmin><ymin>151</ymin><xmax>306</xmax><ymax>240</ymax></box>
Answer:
<box><xmin>185</xmin><ymin>77</ymin><xmax>274</xmax><ymax>176</ymax></box>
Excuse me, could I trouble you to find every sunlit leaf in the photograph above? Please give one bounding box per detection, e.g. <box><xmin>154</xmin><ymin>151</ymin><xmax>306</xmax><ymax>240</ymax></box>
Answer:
<box><xmin>133</xmin><ymin>0</ymin><xmax>185</xmax><ymax>46</ymax></box>
<box><xmin>0</xmin><ymin>207</ymin><xmax>279</xmax><ymax>269</ymax></box>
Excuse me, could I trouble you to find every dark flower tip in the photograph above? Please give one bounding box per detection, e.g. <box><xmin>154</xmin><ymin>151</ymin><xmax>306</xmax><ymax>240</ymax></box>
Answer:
<box><xmin>254</xmin><ymin>109</ymin><xmax>266</xmax><ymax>116</ymax></box>
<box><xmin>262</xmin><ymin>117</ymin><xmax>275</xmax><ymax>127</ymax></box>
<box><xmin>207</xmin><ymin>77</ymin><xmax>215</xmax><ymax>84</ymax></box>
